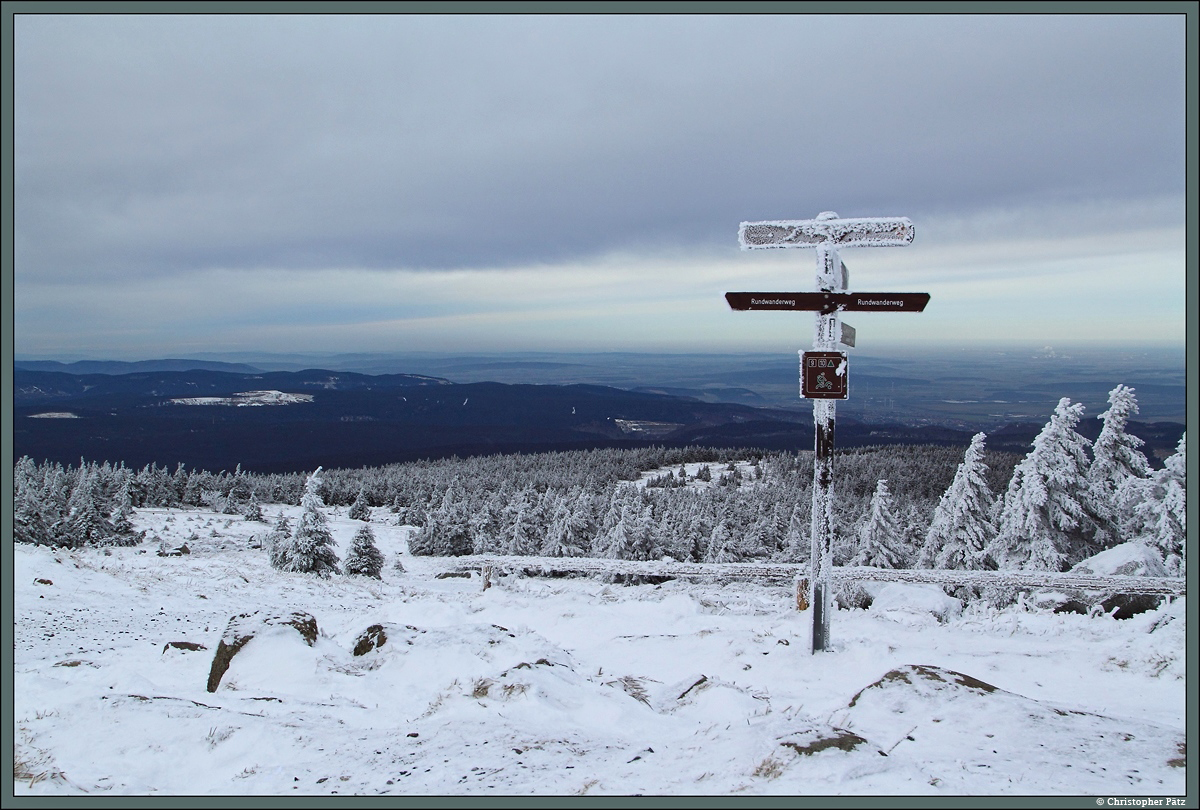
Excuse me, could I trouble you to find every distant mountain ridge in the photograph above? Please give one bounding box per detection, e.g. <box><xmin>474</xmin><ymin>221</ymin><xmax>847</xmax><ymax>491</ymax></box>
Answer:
<box><xmin>14</xmin><ymin>358</ymin><xmax>266</xmax><ymax>375</ymax></box>
<box><xmin>14</xmin><ymin>367</ymin><xmax>802</xmax><ymax>472</ymax></box>
<box><xmin>13</xmin><ymin>367</ymin><xmax>451</xmax><ymax>407</ymax></box>
<box><xmin>12</xmin><ymin>366</ymin><xmax>1184</xmax><ymax>474</ymax></box>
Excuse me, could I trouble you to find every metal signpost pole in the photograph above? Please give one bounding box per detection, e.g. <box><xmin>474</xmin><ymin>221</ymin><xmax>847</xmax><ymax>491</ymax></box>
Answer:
<box><xmin>732</xmin><ymin>212</ymin><xmax>921</xmax><ymax>654</ymax></box>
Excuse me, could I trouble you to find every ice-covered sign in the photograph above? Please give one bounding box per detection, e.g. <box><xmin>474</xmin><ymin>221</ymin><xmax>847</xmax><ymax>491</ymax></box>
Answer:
<box><xmin>739</xmin><ymin>216</ymin><xmax>914</xmax><ymax>250</ymax></box>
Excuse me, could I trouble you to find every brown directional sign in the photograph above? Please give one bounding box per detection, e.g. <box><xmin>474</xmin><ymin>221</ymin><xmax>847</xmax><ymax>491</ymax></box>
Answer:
<box><xmin>801</xmin><ymin>351</ymin><xmax>847</xmax><ymax>399</ymax></box>
<box><xmin>725</xmin><ymin>292</ymin><xmax>929</xmax><ymax>314</ymax></box>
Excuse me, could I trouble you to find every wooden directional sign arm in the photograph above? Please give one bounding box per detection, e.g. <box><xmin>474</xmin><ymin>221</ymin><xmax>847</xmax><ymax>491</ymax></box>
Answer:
<box><xmin>725</xmin><ymin>292</ymin><xmax>929</xmax><ymax>313</ymax></box>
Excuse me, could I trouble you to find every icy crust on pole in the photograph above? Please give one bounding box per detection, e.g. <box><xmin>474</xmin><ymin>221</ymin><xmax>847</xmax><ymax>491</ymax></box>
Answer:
<box><xmin>739</xmin><ymin>217</ymin><xmax>914</xmax><ymax>249</ymax></box>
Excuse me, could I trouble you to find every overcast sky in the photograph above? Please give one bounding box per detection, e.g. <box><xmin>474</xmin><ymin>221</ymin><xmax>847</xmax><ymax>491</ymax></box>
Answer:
<box><xmin>13</xmin><ymin>12</ymin><xmax>1187</xmax><ymax>358</ymax></box>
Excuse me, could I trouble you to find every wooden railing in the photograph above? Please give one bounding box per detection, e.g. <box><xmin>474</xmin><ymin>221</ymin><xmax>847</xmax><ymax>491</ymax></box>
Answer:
<box><xmin>430</xmin><ymin>553</ymin><xmax>1186</xmax><ymax>598</ymax></box>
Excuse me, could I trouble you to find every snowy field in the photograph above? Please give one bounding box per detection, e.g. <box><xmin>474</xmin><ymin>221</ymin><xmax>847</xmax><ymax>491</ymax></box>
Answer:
<box><xmin>13</xmin><ymin>505</ymin><xmax>1187</xmax><ymax>797</ymax></box>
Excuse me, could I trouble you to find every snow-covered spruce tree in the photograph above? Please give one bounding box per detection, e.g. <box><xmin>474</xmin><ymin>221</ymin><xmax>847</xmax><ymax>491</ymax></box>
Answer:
<box><xmin>1088</xmin><ymin>384</ymin><xmax>1152</xmax><ymax>546</ymax></box>
<box><xmin>38</xmin><ymin>464</ymin><xmax>72</xmax><ymax>546</ymax></box>
<box><xmin>13</xmin><ymin>457</ymin><xmax>52</xmax><ymax>545</ymax></box>
<box><xmin>347</xmin><ymin>486</ymin><xmax>371</xmax><ymax>522</ymax></box>
<box><xmin>499</xmin><ymin>484</ymin><xmax>540</xmax><ymax>556</ymax></box>
<box><xmin>64</xmin><ymin>465</ymin><xmax>115</xmax><ymax>548</ymax></box>
<box><xmin>541</xmin><ymin>488</ymin><xmax>593</xmax><ymax>557</ymax></box>
<box><xmin>266</xmin><ymin>512</ymin><xmax>293</xmax><ymax>570</ymax></box>
<box><xmin>918</xmin><ymin>432</ymin><xmax>996</xmax><ymax>571</ymax></box>
<box><xmin>242</xmin><ymin>490</ymin><xmax>267</xmax><ymax>523</ymax></box>
<box><xmin>281</xmin><ymin>468</ymin><xmax>340</xmax><ymax>577</ymax></box>
<box><xmin>109</xmin><ymin>476</ymin><xmax>141</xmax><ymax>543</ymax></box>
<box><xmin>412</xmin><ymin>485</ymin><xmax>474</xmax><ymax>556</ymax></box>
<box><xmin>850</xmin><ymin>479</ymin><xmax>906</xmax><ymax>569</ymax></box>
<box><xmin>988</xmin><ymin>398</ymin><xmax>1097</xmax><ymax>571</ymax></box>
<box><xmin>596</xmin><ymin>487</ymin><xmax>660</xmax><ymax>562</ymax></box>
<box><xmin>704</xmin><ymin>516</ymin><xmax>735</xmax><ymax>563</ymax></box>
<box><xmin>1120</xmin><ymin>432</ymin><xmax>1186</xmax><ymax>575</ymax></box>
<box><xmin>344</xmin><ymin>524</ymin><xmax>385</xmax><ymax>579</ymax></box>
<box><xmin>779</xmin><ymin>501</ymin><xmax>809</xmax><ymax>563</ymax></box>
<box><xmin>225</xmin><ymin>463</ymin><xmax>250</xmax><ymax>512</ymax></box>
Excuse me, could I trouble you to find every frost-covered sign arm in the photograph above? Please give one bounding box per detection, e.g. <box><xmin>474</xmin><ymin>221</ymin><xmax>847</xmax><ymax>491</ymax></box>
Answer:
<box><xmin>739</xmin><ymin>217</ymin><xmax>914</xmax><ymax>249</ymax></box>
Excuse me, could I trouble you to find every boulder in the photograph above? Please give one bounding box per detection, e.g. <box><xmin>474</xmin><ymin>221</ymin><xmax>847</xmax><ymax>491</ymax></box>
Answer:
<box><xmin>206</xmin><ymin>611</ymin><xmax>318</xmax><ymax>692</ymax></box>
<box><xmin>352</xmin><ymin>624</ymin><xmax>388</xmax><ymax>656</ymax></box>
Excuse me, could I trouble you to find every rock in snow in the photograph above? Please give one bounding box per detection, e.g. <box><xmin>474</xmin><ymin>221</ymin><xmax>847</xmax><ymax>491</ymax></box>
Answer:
<box><xmin>206</xmin><ymin>611</ymin><xmax>318</xmax><ymax>692</ymax></box>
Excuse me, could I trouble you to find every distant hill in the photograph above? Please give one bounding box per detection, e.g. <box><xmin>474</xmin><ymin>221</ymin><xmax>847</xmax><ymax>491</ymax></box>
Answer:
<box><xmin>14</xmin><ymin>358</ymin><xmax>265</xmax><ymax>375</ymax></box>
<box><xmin>13</xmin><ymin>367</ymin><xmax>452</xmax><ymax>408</ymax></box>
<box><xmin>14</xmin><ymin>367</ymin><xmax>807</xmax><ymax>472</ymax></box>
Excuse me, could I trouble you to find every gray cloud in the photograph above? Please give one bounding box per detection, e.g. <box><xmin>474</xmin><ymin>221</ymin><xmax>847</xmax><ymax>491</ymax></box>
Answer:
<box><xmin>15</xmin><ymin>13</ymin><xmax>1185</xmax><ymax>284</ymax></box>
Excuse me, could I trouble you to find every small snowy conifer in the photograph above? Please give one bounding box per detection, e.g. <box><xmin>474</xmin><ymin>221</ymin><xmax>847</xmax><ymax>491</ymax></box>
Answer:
<box><xmin>344</xmin><ymin>524</ymin><xmax>385</xmax><ymax>579</ymax></box>
<box><xmin>242</xmin><ymin>490</ymin><xmax>266</xmax><ymax>523</ymax></box>
<box><xmin>283</xmin><ymin>468</ymin><xmax>340</xmax><ymax>577</ymax></box>
<box><xmin>347</xmin><ymin>487</ymin><xmax>371</xmax><ymax>522</ymax></box>
<box><xmin>266</xmin><ymin>512</ymin><xmax>293</xmax><ymax>570</ymax></box>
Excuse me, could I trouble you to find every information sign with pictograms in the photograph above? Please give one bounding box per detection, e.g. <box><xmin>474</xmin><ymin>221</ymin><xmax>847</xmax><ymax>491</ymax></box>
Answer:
<box><xmin>801</xmin><ymin>351</ymin><xmax>848</xmax><ymax>399</ymax></box>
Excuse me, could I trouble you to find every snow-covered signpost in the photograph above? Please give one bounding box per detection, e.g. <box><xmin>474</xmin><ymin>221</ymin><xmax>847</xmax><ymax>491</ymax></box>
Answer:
<box><xmin>730</xmin><ymin>212</ymin><xmax>925</xmax><ymax>653</ymax></box>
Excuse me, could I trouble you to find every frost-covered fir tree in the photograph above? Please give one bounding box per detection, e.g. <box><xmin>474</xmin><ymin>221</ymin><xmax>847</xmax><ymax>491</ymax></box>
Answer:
<box><xmin>109</xmin><ymin>476</ymin><xmax>140</xmax><ymax>542</ymax></box>
<box><xmin>40</xmin><ymin>465</ymin><xmax>72</xmax><ymax>546</ymax></box>
<box><xmin>469</xmin><ymin>489</ymin><xmax>506</xmax><ymax>555</ymax></box>
<box><xmin>499</xmin><ymin>485</ymin><xmax>540</xmax><ymax>556</ymax></box>
<box><xmin>704</xmin><ymin>516</ymin><xmax>735</xmax><ymax>563</ymax></box>
<box><xmin>780</xmin><ymin>501</ymin><xmax>809</xmax><ymax>563</ymax></box>
<box><xmin>596</xmin><ymin>487</ymin><xmax>660</xmax><ymax>561</ymax></box>
<box><xmin>226</xmin><ymin>464</ymin><xmax>250</xmax><ymax>509</ymax></box>
<box><xmin>281</xmin><ymin>468</ymin><xmax>340</xmax><ymax>577</ymax></box>
<box><xmin>266</xmin><ymin>512</ymin><xmax>293</xmax><ymax>570</ymax></box>
<box><xmin>347</xmin><ymin>486</ymin><xmax>371</xmax><ymax>522</ymax></box>
<box><xmin>541</xmin><ymin>488</ymin><xmax>593</xmax><ymax>557</ymax></box>
<box><xmin>918</xmin><ymin>433</ymin><xmax>996</xmax><ymax>570</ymax></box>
<box><xmin>850</xmin><ymin>479</ymin><xmax>906</xmax><ymax>568</ymax></box>
<box><xmin>1088</xmin><ymin>384</ymin><xmax>1151</xmax><ymax>546</ymax></box>
<box><xmin>242</xmin><ymin>490</ymin><xmax>266</xmax><ymax>523</ymax></box>
<box><xmin>344</xmin><ymin>524</ymin><xmax>385</xmax><ymax>579</ymax></box>
<box><xmin>13</xmin><ymin>457</ymin><xmax>52</xmax><ymax>545</ymax></box>
<box><xmin>1120</xmin><ymin>432</ymin><xmax>1186</xmax><ymax>575</ymax></box>
<box><xmin>65</xmin><ymin>465</ymin><xmax>115</xmax><ymax>547</ymax></box>
<box><xmin>988</xmin><ymin>398</ymin><xmax>1097</xmax><ymax>571</ymax></box>
<box><xmin>410</xmin><ymin>486</ymin><xmax>473</xmax><ymax>556</ymax></box>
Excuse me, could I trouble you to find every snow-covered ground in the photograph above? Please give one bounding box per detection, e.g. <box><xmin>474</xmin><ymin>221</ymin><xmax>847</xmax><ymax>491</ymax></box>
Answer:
<box><xmin>13</xmin><ymin>506</ymin><xmax>1187</xmax><ymax>796</ymax></box>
